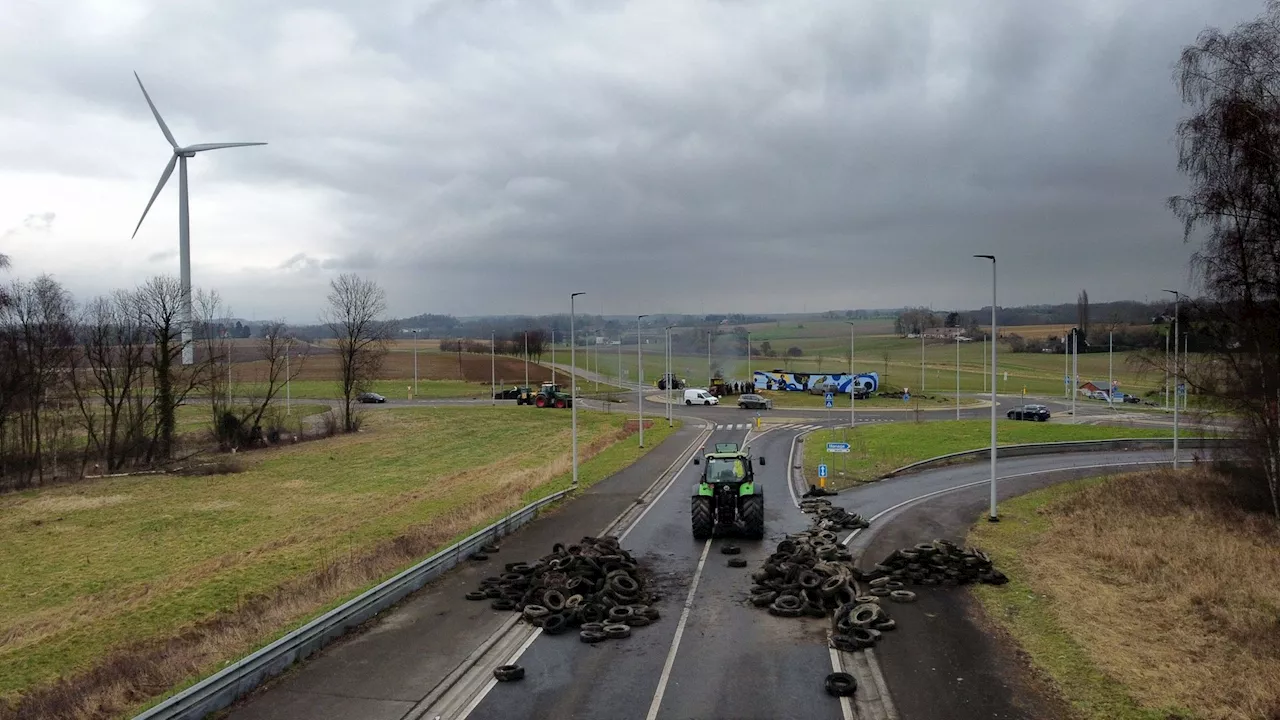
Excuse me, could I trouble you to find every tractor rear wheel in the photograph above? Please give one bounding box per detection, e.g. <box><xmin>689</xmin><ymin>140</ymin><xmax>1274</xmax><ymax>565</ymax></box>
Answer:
<box><xmin>555</xmin><ymin>398</ymin><xmax>567</xmax><ymax>409</ymax></box>
<box><xmin>741</xmin><ymin>495</ymin><xmax>764</xmax><ymax>539</ymax></box>
<box><xmin>691</xmin><ymin>497</ymin><xmax>713</xmax><ymax>539</ymax></box>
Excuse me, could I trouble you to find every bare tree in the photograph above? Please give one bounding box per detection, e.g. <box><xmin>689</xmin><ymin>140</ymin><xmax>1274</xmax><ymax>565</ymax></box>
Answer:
<box><xmin>194</xmin><ymin>289</ymin><xmax>233</xmax><ymax>443</ymax></box>
<box><xmin>1170</xmin><ymin>2</ymin><xmax>1280</xmax><ymax>516</ymax></box>
<box><xmin>323</xmin><ymin>274</ymin><xmax>390</xmax><ymax>432</ymax></box>
<box><xmin>233</xmin><ymin>321</ymin><xmax>306</xmax><ymax>445</ymax></box>
<box><xmin>0</xmin><ymin>275</ymin><xmax>75</xmax><ymax>486</ymax></box>
<box><xmin>1077</xmin><ymin>289</ymin><xmax>1090</xmax><ymax>344</ymax></box>
<box><xmin>71</xmin><ymin>291</ymin><xmax>153</xmax><ymax>473</ymax></box>
<box><xmin>136</xmin><ymin>276</ymin><xmax>210</xmax><ymax>461</ymax></box>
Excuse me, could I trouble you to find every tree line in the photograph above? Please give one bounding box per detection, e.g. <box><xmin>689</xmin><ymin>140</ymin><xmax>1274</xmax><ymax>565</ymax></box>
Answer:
<box><xmin>0</xmin><ymin>268</ymin><xmax>390</xmax><ymax>492</ymax></box>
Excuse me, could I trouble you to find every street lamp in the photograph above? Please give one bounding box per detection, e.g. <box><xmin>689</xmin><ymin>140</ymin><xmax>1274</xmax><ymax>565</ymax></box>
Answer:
<box><xmin>845</xmin><ymin>321</ymin><xmax>856</xmax><ymax>428</ymax></box>
<box><xmin>571</xmin><ymin>292</ymin><xmax>585</xmax><ymax>488</ymax></box>
<box><xmin>490</xmin><ymin>331</ymin><xmax>496</xmax><ymax>407</ymax></box>
<box><xmin>523</xmin><ymin>330</ymin><xmax>529</xmax><ymax>388</ymax></box>
<box><xmin>974</xmin><ymin>255</ymin><xmax>998</xmax><ymax>522</ymax></box>
<box><xmin>411</xmin><ymin>329</ymin><xmax>419</xmax><ymax>398</ymax></box>
<box><xmin>638</xmin><ymin>315</ymin><xmax>649</xmax><ymax>447</ymax></box>
<box><xmin>1162</xmin><ymin>289</ymin><xmax>1181</xmax><ymax>469</ymax></box>
<box><xmin>747</xmin><ymin>330</ymin><xmax>752</xmax><ymax>389</ymax></box>
<box><xmin>670</xmin><ymin>325</ymin><xmax>680</xmax><ymax>425</ymax></box>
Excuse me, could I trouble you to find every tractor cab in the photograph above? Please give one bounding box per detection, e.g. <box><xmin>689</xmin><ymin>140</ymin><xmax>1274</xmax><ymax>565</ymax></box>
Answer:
<box><xmin>691</xmin><ymin>443</ymin><xmax>765</xmax><ymax>539</ymax></box>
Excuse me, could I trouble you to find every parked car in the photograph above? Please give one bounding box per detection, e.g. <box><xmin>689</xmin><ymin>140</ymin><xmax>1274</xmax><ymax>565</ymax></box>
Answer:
<box><xmin>1007</xmin><ymin>404</ymin><xmax>1050</xmax><ymax>421</ymax></box>
<box><xmin>356</xmin><ymin>392</ymin><xmax>387</xmax><ymax>404</ymax></box>
<box><xmin>737</xmin><ymin>393</ymin><xmax>772</xmax><ymax>410</ymax></box>
<box><xmin>1123</xmin><ymin>395</ymin><xmax>1141</xmax><ymax>404</ymax></box>
<box><xmin>684</xmin><ymin>388</ymin><xmax>719</xmax><ymax>406</ymax></box>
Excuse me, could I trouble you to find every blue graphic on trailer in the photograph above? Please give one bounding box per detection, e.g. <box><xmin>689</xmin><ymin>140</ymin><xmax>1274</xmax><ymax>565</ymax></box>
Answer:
<box><xmin>753</xmin><ymin>370</ymin><xmax>879</xmax><ymax>393</ymax></box>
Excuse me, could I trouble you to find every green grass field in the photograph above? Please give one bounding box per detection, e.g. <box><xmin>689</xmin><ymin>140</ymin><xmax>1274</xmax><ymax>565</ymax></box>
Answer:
<box><xmin>174</xmin><ymin>403</ymin><xmax>331</xmax><ymax>437</ymax></box>
<box><xmin>802</xmin><ymin>420</ymin><xmax>1176</xmax><ymax>489</ymax></box>
<box><xmin>0</xmin><ymin>408</ymin><xmax>677</xmax><ymax>713</ymax></box>
<box><xmin>550</xmin><ymin>321</ymin><xmax>1184</xmax><ymax>402</ymax></box>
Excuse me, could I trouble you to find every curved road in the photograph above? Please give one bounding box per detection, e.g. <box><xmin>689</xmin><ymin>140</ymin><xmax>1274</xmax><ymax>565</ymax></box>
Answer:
<box><xmin>226</xmin><ymin>402</ymin><xmax>1202</xmax><ymax>720</ymax></box>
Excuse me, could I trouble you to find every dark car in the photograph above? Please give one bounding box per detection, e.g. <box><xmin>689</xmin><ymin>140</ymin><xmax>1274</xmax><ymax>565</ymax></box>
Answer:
<box><xmin>1123</xmin><ymin>395</ymin><xmax>1141</xmax><ymax>404</ymax></box>
<box><xmin>356</xmin><ymin>392</ymin><xmax>387</xmax><ymax>404</ymax></box>
<box><xmin>737</xmin><ymin>393</ymin><xmax>773</xmax><ymax>410</ymax></box>
<box><xmin>1007</xmin><ymin>404</ymin><xmax>1050</xmax><ymax>421</ymax></box>
<box><xmin>494</xmin><ymin>386</ymin><xmax>529</xmax><ymax>400</ymax></box>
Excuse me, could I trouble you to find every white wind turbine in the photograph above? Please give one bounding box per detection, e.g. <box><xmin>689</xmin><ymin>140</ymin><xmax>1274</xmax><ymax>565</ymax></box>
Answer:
<box><xmin>131</xmin><ymin>72</ymin><xmax>266</xmax><ymax>364</ymax></box>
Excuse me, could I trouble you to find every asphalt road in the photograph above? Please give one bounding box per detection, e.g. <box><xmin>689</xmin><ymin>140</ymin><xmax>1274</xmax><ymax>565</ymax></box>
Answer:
<box><xmin>225</xmin><ymin>401</ymin><xmax>1200</xmax><ymax>720</ymax></box>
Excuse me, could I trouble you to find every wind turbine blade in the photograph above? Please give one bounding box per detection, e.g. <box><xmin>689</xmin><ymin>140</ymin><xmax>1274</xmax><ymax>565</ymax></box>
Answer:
<box><xmin>134</xmin><ymin>71</ymin><xmax>178</xmax><ymax>148</ymax></box>
<box><xmin>184</xmin><ymin>142</ymin><xmax>268</xmax><ymax>152</ymax></box>
<box><xmin>132</xmin><ymin>155</ymin><xmax>177</xmax><ymax>238</ymax></box>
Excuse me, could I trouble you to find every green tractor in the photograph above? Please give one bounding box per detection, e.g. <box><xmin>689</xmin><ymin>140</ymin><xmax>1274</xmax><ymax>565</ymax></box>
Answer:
<box><xmin>531</xmin><ymin>382</ymin><xmax>573</xmax><ymax>408</ymax></box>
<box><xmin>691</xmin><ymin>442</ymin><xmax>765</xmax><ymax>539</ymax></box>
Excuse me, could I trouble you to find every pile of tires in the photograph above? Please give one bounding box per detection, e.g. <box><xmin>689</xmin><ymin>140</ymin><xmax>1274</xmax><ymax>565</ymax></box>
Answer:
<box><xmin>747</xmin><ymin>531</ymin><xmax>861</xmax><ymax>618</ymax></box>
<box><xmin>464</xmin><ymin>535</ymin><xmax>661</xmax><ymax>644</ymax></box>
<box><xmin>799</xmin><ymin>498</ymin><xmax>870</xmax><ymax>532</ymax></box>
<box><xmin>865</xmin><ymin>539</ymin><xmax>1009</xmax><ymax>588</ymax></box>
<box><xmin>828</xmin><ymin>596</ymin><xmax>897</xmax><ymax>652</ymax></box>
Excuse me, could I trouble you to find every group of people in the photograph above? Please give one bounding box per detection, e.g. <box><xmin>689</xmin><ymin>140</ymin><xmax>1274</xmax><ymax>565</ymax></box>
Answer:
<box><xmin>725</xmin><ymin>380</ymin><xmax>759</xmax><ymax>395</ymax></box>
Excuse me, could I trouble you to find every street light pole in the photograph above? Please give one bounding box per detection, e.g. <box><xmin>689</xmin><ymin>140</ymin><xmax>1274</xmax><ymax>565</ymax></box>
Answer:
<box><xmin>1108</xmin><ymin>330</ymin><xmax>1114</xmax><ymax>410</ymax></box>
<box><xmin>524</xmin><ymin>330</ymin><xmax>529</xmax><ymax>388</ymax></box>
<box><xmin>638</xmin><ymin>315</ymin><xmax>649</xmax><ymax>447</ymax></box>
<box><xmin>707</xmin><ymin>330</ymin><xmax>712</xmax><ymax>387</ymax></box>
<box><xmin>285</xmin><ymin>348</ymin><xmax>291</xmax><ymax>415</ymax></box>
<box><xmin>920</xmin><ymin>331</ymin><xmax>925</xmax><ymax>395</ymax></box>
<box><xmin>974</xmin><ymin>255</ymin><xmax>998</xmax><ymax>522</ymax></box>
<box><xmin>490</xmin><ymin>331</ymin><xmax>496</xmax><ymax>406</ymax></box>
<box><xmin>666</xmin><ymin>325</ymin><xmax>676</xmax><ymax>427</ymax></box>
<box><xmin>551</xmin><ymin>328</ymin><xmax>556</xmax><ymax>384</ymax></box>
<box><xmin>571</xmin><ymin>293</ymin><xmax>585</xmax><ymax>488</ymax></box>
<box><xmin>412</xmin><ymin>329</ymin><xmax>419</xmax><ymax>398</ymax></box>
<box><xmin>1163</xmin><ymin>289</ymin><xmax>1181</xmax><ymax>469</ymax></box>
<box><xmin>1071</xmin><ymin>331</ymin><xmax>1078</xmax><ymax>423</ymax></box>
<box><xmin>747</xmin><ymin>330</ymin><xmax>752</xmax><ymax>389</ymax></box>
<box><xmin>956</xmin><ymin>334</ymin><xmax>961</xmax><ymax>420</ymax></box>
<box><xmin>845</xmin><ymin>321</ymin><xmax>856</xmax><ymax>428</ymax></box>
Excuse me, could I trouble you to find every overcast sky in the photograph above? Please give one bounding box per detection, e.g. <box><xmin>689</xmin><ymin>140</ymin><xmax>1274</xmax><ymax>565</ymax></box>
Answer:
<box><xmin>0</xmin><ymin>0</ymin><xmax>1265</xmax><ymax>321</ymax></box>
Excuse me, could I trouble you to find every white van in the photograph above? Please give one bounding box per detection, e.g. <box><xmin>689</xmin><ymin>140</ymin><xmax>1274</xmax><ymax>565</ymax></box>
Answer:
<box><xmin>684</xmin><ymin>388</ymin><xmax>719</xmax><ymax>406</ymax></box>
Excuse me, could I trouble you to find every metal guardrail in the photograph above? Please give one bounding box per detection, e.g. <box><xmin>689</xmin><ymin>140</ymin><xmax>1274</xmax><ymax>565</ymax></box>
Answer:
<box><xmin>881</xmin><ymin>436</ymin><xmax>1241</xmax><ymax>479</ymax></box>
<box><xmin>132</xmin><ymin>488</ymin><xmax>573</xmax><ymax>720</ymax></box>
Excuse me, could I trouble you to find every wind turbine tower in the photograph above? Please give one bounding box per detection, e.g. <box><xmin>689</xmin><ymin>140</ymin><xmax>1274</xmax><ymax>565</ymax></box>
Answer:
<box><xmin>131</xmin><ymin>72</ymin><xmax>266</xmax><ymax>364</ymax></box>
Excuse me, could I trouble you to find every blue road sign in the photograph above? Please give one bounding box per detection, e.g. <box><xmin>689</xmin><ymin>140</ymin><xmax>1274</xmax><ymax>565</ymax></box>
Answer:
<box><xmin>818</xmin><ymin>464</ymin><xmax>828</xmax><ymax>478</ymax></box>
<box><xmin>903</xmin><ymin>392</ymin><xmax>910</xmax><ymax>402</ymax></box>
<box><xmin>824</xmin><ymin>392</ymin><xmax>834</xmax><ymax>408</ymax></box>
<box><xmin>826</xmin><ymin>442</ymin><xmax>851</xmax><ymax>453</ymax></box>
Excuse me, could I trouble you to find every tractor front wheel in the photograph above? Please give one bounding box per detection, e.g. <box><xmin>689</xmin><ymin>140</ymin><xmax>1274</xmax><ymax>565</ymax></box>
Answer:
<box><xmin>691</xmin><ymin>496</ymin><xmax>713</xmax><ymax>539</ymax></box>
<box><xmin>741</xmin><ymin>495</ymin><xmax>764</xmax><ymax>539</ymax></box>
<box><xmin>535</xmin><ymin>396</ymin><xmax>548</xmax><ymax>408</ymax></box>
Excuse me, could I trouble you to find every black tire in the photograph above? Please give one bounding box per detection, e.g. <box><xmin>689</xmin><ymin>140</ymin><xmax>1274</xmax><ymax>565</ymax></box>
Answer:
<box><xmin>604</xmin><ymin>623</ymin><xmax>632</xmax><ymax>639</ymax></box>
<box><xmin>691</xmin><ymin>496</ymin><xmax>713</xmax><ymax>539</ymax></box>
<box><xmin>494</xmin><ymin>664</ymin><xmax>525</xmax><ymax>682</ymax></box>
<box><xmin>727</xmin><ymin>557</ymin><xmax>748</xmax><ymax>568</ymax></box>
<box><xmin>704</xmin><ymin>400</ymin><xmax>712</xmax><ymax>405</ymax></box>
<box><xmin>686</xmin><ymin>399</ymin><xmax>692</xmax><ymax>406</ymax></box>
<box><xmin>720</xmin><ymin>544</ymin><xmax>741</xmax><ymax>555</ymax></box>
<box><xmin>889</xmin><ymin>590</ymin><xmax>917</xmax><ymax>603</ymax></box>
<box><xmin>824</xmin><ymin>672</ymin><xmax>857</xmax><ymax>697</ymax></box>
<box><xmin>740</xmin><ymin>494</ymin><xmax>764</xmax><ymax>540</ymax></box>
<box><xmin>580</xmin><ymin>630</ymin><xmax>607</xmax><ymax>643</ymax></box>
<box><xmin>470</xmin><ymin>552</ymin><xmax>488</xmax><ymax>561</ymax></box>
<box><xmin>491</xmin><ymin>598</ymin><xmax>516</xmax><ymax>611</ymax></box>
<box><xmin>465</xmin><ymin>591</ymin><xmax>487</xmax><ymax>601</ymax></box>
<box><xmin>541</xmin><ymin>613</ymin><xmax>570</xmax><ymax>635</ymax></box>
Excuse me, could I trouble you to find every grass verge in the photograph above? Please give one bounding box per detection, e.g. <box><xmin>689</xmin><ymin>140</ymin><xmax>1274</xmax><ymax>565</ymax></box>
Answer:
<box><xmin>760</xmin><ymin>390</ymin><xmax>981</xmax><ymax>410</ymax></box>
<box><xmin>968</xmin><ymin>468</ymin><xmax>1280</xmax><ymax>720</ymax></box>
<box><xmin>802</xmin><ymin>420</ymin><xmax>1177</xmax><ymax>489</ymax></box>
<box><xmin>0</xmin><ymin>408</ymin><xmax>676</xmax><ymax>719</ymax></box>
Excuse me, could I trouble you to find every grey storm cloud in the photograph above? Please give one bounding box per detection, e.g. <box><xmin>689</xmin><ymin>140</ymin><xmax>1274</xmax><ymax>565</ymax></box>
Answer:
<box><xmin>0</xmin><ymin>0</ymin><xmax>1270</xmax><ymax>319</ymax></box>
<box><xmin>1</xmin><ymin>212</ymin><xmax>55</xmax><ymax>242</ymax></box>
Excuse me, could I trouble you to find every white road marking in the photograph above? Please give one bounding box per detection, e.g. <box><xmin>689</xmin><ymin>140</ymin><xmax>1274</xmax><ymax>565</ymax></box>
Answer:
<box><xmin>841</xmin><ymin>458</ymin><xmax>1176</xmax><ymax>546</ymax></box>
<box><xmin>644</xmin><ymin>538</ymin><xmax>713</xmax><ymax>720</ymax></box>
<box><xmin>786</xmin><ymin>430</ymin><xmax>802</xmax><ymax>509</ymax></box>
<box><xmin>456</xmin><ymin>628</ymin><xmax>543</xmax><ymax>717</ymax></box>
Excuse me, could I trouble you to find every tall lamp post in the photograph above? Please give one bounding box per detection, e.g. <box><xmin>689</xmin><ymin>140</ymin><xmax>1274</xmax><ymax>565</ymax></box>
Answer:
<box><xmin>490</xmin><ymin>331</ymin><xmax>496</xmax><ymax>406</ymax></box>
<box><xmin>411</xmin><ymin>329</ymin><xmax>419</xmax><ymax>398</ymax></box>
<box><xmin>974</xmin><ymin>255</ymin><xmax>998</xmax><ymax>522</ymax></box>
<box><xmin>665</xmin><ymin>325</ymin><xmax>676</xmax><ymax>427</ymax></box>
<box><xmin>747</xmin><ymin>330</ymin><xmax>752</xmax><ymax>390</ymax></box>
<box><xmin>523</xmin><ymin>330</ymin><xmax>529</xmax><ymax>388</ymax></box>
<box><xmin>1163</xmin><ymin>289</ymin><xmax>1181</xmax><ymax>469</ymax></box>
<box><xmin>571</xmin><ymin>293</ymin><xmax>585</xmax><ymax>488</ymax></box>
<box><xmin>637</xmin><ymin>315</ymin><xmax>649</xmax><ymax>447</ymax></box>
<box><xmin>845</xmin><ymin>321</ymin><xmax>856</xmax><ymax>428</ymax></box>
<box><xmin>955</xmin><ymin>334</ymin><xmax>961</xmax><ymax>420</ymax></box>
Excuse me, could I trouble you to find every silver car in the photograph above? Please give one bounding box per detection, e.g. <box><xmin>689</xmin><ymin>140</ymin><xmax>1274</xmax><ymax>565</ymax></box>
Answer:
<box><xmin>737</xmin><ymin>393</ymin><xmax>772</xmax><ymax>410</ymax></box>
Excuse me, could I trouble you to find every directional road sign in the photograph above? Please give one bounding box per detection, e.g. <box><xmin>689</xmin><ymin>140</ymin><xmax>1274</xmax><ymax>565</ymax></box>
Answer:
<box><xmin>903</xmin><ymin>392</ymin><xmax>910</xmax><ymax>402</ymax></box>
<box><xmin>824</xmin><ymin>392</ymin><xmax>834</xmax><ymax>408</ymax></box>
<box><xmin>826</xmin><ymin>442</ymin><xmax>850</xmax><ymax>453</ymax></box>
<box><xmin>818</xmin><ymin>464</ymin><xmax>828</xmax><ymax>478</ymax></box>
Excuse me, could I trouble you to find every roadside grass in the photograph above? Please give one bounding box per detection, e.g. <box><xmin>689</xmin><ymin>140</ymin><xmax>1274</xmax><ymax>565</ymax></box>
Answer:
<box><xmin>969</xmin><ymin>468</ymin><xmax>1280</xmax><ymax>720</ymax></box>
<box><xmin>173</xmin><ymin>403</ymin><xmax>331</xmax><ymax>437</ymax></box>
<box><xmin>0</xmin><ymin>408</ymin><xmax>676</xmax><ymax>719</ymax></box>
<box><xmin>801</xmin><ymin>420</ymin><xmax>1176</xmax><ymax>489</ymax></box>
<box><xmin>236</xmin><ymin>379</ymin><xmax>482</xmax><ymax>400</ymax></box>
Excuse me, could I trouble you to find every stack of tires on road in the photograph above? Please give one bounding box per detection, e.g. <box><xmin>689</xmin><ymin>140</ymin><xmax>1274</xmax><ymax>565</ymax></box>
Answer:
<box><xmin>465</xmin><ymin>535</ymin><xmax>661</xmax><ymax>659</ymax></box>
